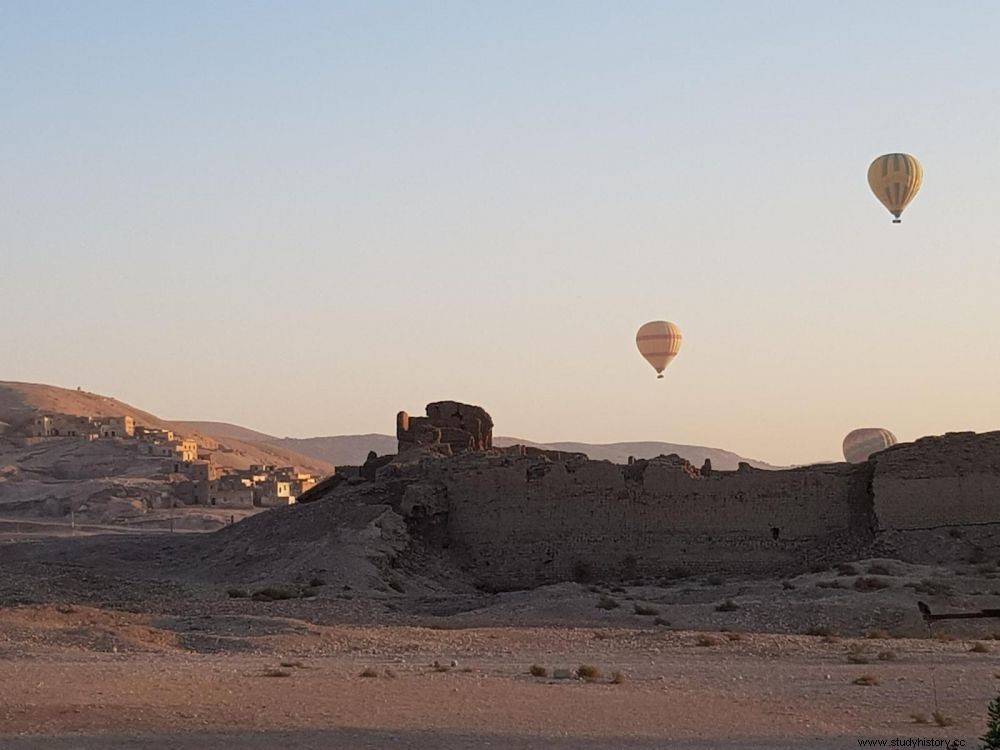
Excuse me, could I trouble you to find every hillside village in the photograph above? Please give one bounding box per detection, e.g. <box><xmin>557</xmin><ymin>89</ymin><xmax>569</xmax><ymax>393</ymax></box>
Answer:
<box><xmin>8</xmin><ymin>411</ymin><xmax>318</xmax><ymax>510</ymax></box>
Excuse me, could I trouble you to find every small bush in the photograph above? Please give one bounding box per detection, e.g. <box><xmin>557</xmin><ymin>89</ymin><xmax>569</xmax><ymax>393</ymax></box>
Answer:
<box><xmin>726</xmin><ymin>632</ymin><xmax>746</xmax><ymax>641</ymax></box>
<box><xmin>933</xmin><ymin>710</ymin><xmax>955</xmax><ymax>727</ymax></box>
<box><xmin>781</xmin><ymin>580</ymin><xmax>795</xmax><ymax>590</ymax></box>
<box><xmin>596</xmin><ymin>596</ymin><xmax>620</xmax><ymax>610</ymax></box>
<box><xmin>432</xmin><ymin>661</ymin><xmax>451</xmax><ymax>673</ymax></box>
<box><xmin>610</xmin><ymin>586</ymin><xmax>626</xmax><ymax>594</ymax></box>
<box><xmin>309</xmin><ymin>577</ymin><xmax>326</xmax><ymax>588</ymax></box>
<box><xmin>809</xmin><ymin>563</ymin><xmax>829</xmax><ymax>574</ymax></box>
<box><xmin>653</xmin><ymin>616</ymin><xmax>670</xmax><ymax>627</ymax></box>
<box><xmin>948</xmin><ymin>528</ymin><xmax>963</xmax><ymax>539</ymax></box>
<box><xmin>359</xmin><ymin>668</ymin><xmax>379</xmax><ymax>678</ymax></box>
<box><xmin>853</xmin><ymin>674</ymin><xmax>879</xmax><ymax>686</ymax></box>
<box><xmin>906</xmin><ymin>579</ymin><xmax>954</xmax><ymax>596</ymax></box>
<box><xmin>848</xmin><ymin>652</ymin><xmax>872</xmax><ymax>665</ymax></box>
<box><xmin>911</xmin><ymin>712</ymin><xmax>929</xmax><ymax>724</ymax></box>
<box><xmin>706</xmin><ymin>574</ymin><xmax>725</xmax><ymax>586</ymax></box>
<box><xmin>836</xmin><ymin>563</ymin><xmax>861</xmax><ymax>576</ymax></box>
<box><xmin>610</xmin><ymin>671</ymin><xmax>625</xmax><ymax>684</ymax></box>
<box><xmin>970</xmin><ymin>642</ymin><xmax>992</xmax><ymax>653</ymax></box>
<box><xmin>854</xmin><ymin>576</ymin><xmax>890</xmax><ymax>592</ymax></box>
<box><xmin>821</xmin><ymin>635</ymin><xmax>841</xmax><ymax>644</ymax></box>
<box><xmin>634</xmin><ymin>603</ymin><xmax>660</xmax><ymax>616</ymax></box>
<box><xmin>252</xmin><ymin>587</ymin><xmax>296</xmax><ymax>602</ymax></box>
<box><xmin>877</xmin><ymin>650</ymin><xmax>898</xmax><ymax>661</ymax></box>
<box><xmin>227</xmin><ymin>588</ymin><xmax>248</xmax><ymax>598</ymax></box>
<box><xmin>388</xmin><ymin>578</ymin><xmax>405</xmax><ymax>593</ymax></box>
<box><xmin>384</xmin><ymin>669</ymin><xmax>397</xmax><ymax>679</ymax></box>
<box><xmin>816</xmin><ymin>580</ymin><xmax>843</xmax><ymax>589</ymax></box>
<box><xmin>696</xmin><ymin>634</ymin><xmax>722</xmax><ymax>647</ymax></box>
<box><xmin>867</xmin><ymin>563</ymin><xmax>895</xmax><ymax>576</ymax></box>
<box><xmin>264</xmin><ymin>668</ymin><xmax>292</xmax><ymax>678</ymax></box>
<box><xmin>280</xmin><ymin>660</ymin><xmax>304</xmax><ymax>668</ymax></box>
<box><xmin>665</xmin><ymin>566</ymin><xmax>692</xmax><ymax>580</ymax></box>
<box><xmin>865</xmin><ymin>629</ymin><xmax>890</xmax><ymax>639</ymax></box>
<box><xmin>936</xmin><ymin>633</ymin><xmax>956</xmax><ymax>642</ymax></box>
<box><xmin>529</xmin><ymin>664</ymin><xmax>548</xmax><ymax>678</ymax></box>
<box><xmin>804</xmin><ymin>626</ymin><xmax>834</xmax><ymax>637</ymax></box>
<box><xmin>715</xmin><ymin>599</ymin><xmax>739</xmax><ymax>612</ymax></box>
<box><xmin>577</xmin><ymin>665</ymin><xmax>601</xmax><ymax>681</ymax></box>
<box><xmin>299</xmin><ymin>587</ymin><xmax>319</xmax><ymax>599</ymax></box>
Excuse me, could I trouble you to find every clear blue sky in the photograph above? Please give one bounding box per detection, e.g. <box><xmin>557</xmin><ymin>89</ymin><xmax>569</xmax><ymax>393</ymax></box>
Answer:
<box><xmin>2</xmin><ymin>1</ymin><xmax>999</xmax><ymax>465</ymax></box>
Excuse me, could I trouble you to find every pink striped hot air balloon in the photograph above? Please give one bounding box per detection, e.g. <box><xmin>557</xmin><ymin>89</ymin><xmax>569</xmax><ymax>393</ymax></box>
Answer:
<box><xmin>636</xmin><ymin>321</ymin><xmax>682</xmax><ymax>379</ymax></box>
<box><xmin>843</xmin><ymin>428</ymin><xmax>897</xmax><ymax>464</ymax></box>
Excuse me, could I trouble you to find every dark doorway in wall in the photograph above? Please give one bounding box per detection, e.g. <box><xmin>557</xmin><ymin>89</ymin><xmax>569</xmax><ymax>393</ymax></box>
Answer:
<box><xmin>771</xmin><ymin>527</ymin><xmax>780</xmax><ymax>540</ymax></box>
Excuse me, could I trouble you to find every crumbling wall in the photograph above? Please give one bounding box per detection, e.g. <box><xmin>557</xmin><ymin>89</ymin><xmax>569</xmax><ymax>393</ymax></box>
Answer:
<box><xmin>423</xmin><ymin>454</ymin><xmax>873</xmax><ymax>588</ymax></box>
<box><xmin>397</xmin><ymin>401</ymin><xmax>493</xmax><ymax>455</ymax></box>
<box><xmin>872</xmin><ymin>431</ymin><xmax>1000</xmax><ymax>530</ymax></box>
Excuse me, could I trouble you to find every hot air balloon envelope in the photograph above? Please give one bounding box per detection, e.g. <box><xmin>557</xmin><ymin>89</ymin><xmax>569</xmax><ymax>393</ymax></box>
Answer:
<box><xmin>868</xmin><ymin>153</ymin><xmax>922</xmax><ymax>223</ymax></box>
<box><xmin>636</xmin><ymin>321</ymin><xmax>682</xmax><ymax>378</ymax></box>
<box><xmin>843</xmin><ymin>428</ymin><xmax>897</xmax><ymax>463</ymax></box>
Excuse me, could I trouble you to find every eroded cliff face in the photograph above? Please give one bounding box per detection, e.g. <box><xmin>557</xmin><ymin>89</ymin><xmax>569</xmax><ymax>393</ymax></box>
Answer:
<box><xmin>301</xmin><ymin>429</ymin><xmax>1000</xmax><ymax>589</ymax></box>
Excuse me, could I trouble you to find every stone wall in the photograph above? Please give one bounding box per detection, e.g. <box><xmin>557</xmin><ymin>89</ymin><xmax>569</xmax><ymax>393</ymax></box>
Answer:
<box><xmin>872</xmin><ymin>431</ymin><xmax>1000</xmax><ymax>530</ymax></box>
<box><xmin>308</xmin><ymin>417</ymin><xmax>1000</xmax><ymax>588</ymax></box>
<box><xmin>397</xmin><ymin>401</ymin><xmax>493</xmax><ymax>455</ymax></box>
<box><xmin>418</xmin><ymin>454</ymin><xmax>874</xmax><ymax>588</ymax></box>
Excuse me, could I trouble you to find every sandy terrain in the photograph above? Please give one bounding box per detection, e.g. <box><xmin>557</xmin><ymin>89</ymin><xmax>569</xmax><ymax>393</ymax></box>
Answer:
<box><xmin>0</xmin><ymin>609</ymin><xmax>993</xmax><ymax>748</ymax></box>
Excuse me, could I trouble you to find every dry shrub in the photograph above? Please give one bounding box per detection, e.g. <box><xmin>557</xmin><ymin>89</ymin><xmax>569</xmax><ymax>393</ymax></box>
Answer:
<box><xmin>906</xmin><ymin>579</ymin><xmax>954</xmax><ymax>596</ymax></box>
<box><xmin>816</xmin><ymin>580</ymin><xmax>843</xmax><ymax>589</ymax></box>
<box><xmin>596</xmin><ymin>596</ymin><xmax>620</xmax><ymax>610</ymax></box>
<box><xmin>227</xmin><ymin>588</ymin><xmax>248</xmax><ymax>599</ymax></box>
<box><xmin>866</xmin><ymin>563</ymin><xmax>895</xmax><ymax>576</ymax></box>
<box><xmin>715</xmin><ymin>599</ymin><xmax>740</xmax><ymax>612</ymax></box>
<box><xmin>853</xmin><ymin>674</ymin><xmax>879</xmax><ymax>686</ymax></box>
<box><xmin>932</xmin><ymin>710</ymin><xmax>955</xmax><ymax>727</ymax></box>
<box><xmin>781</xmin><ymin>580</ymin><xmax>796</xmax><ymax>590</ymax></box>
<box><xmin>877</xmin><ymin>650</ymin><xmax>899</xmax><ymax>661</ymax></box>
<box><xmin>633</xmin><ymin>603</ymin><xmax>660</xmax><ymax>616</ymax></box>
<box><xmin>911</xmin><ymin>712</ymin><xmax>929</xmax><ymax>724</ymax></box>
<box><xmin>836</xmin><ymin>563</ymin><xmax>861</xmax><ymax>576</ymax></box>
<box><xmin>576</xmin><ymin>665</ymin><xmax>601</xmax><ymax>681</ymax></box>
<box><xmin>529</xmin><ymin>664</ymin><xmax>548</xmax><ymax>678</ymax></box>
<box><xmin>359</xmin><ymin>668</ymin><xmax>379</xmax><ymax>678</ymax></box>
<box><xmin>854</xmin><ymin>576</ymin><xmax>890</xmax><ymax>592</ymax></box>
<box><xmin>279</xmin><ymin>660</ymin><xmax>304</xmax><ymax>668</ymax></box>
<box><xmin>653</xmin><ymin>616</ymin><xmax>671</xmax><ymax>627</ymax></box>
<box><xmin>264</xmin><ymin>668</ymin><xmax>292</xmax><ymax>678</ymax></box>
<box><xmin>706</xmin><ymin>574</ymin><xmax>725</xmax><ymax>586</ymax></box>
<box><xmin>726</xmin><ymin>632</ymin><xmax>746</xmax><ymax>641</ymax></box>
<box><xmin>610</xmin><ymin>671</ymin><xmax>625</xmax><ymax>684</ymax></box>
<box><xmin>865</xmin><ymin>629</ymin><xmax>890</xmax><ymax>639</ymax></box>
<box><xmin>804</xmin><ymin>625</ymin><xmax>835</xmax><ymax>637</ymax></box>
<box><xmin>970</xmin><ymin>642</ymin><xmax>992</xmax><ymax>653</ymax></box>
<box><xmin>696</xmin><ymin>634</ymin><xmax>722</xmax><ymax>647</ymax></box>
<box><xmin>251</xmin><ymin>587</ymin><xmax>296</xmax><ymax>602</ymax></box>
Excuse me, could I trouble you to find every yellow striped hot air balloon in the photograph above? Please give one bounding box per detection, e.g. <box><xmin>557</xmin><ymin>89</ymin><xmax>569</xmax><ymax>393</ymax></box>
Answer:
<box><xmin>868</xmin><ymin>153</ymin><xmax>923</xmax><ymax>223</ymax></box>
<box><xmin>843</xmin><ymin>428</ymin><xmax>897</xmax><ymax>464</ymax></box>
<box><xmin>636</xmin><ymin>321</ymin><xmax>682</xmax><ymax>379</ymax></box>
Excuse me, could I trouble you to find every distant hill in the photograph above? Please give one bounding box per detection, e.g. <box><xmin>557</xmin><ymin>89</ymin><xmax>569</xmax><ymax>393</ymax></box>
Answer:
<box><xmin>492</xmin><ymin>438</ymin><xmax>779</xmax><ymax>471</ymax></box>
<box><xmin>0</xmin><ymin>383</ymin><xmax>331</xmax><ymax>476</ymax></box>
<box><xmin>0</xmin><ymin>381</ymin><xmax>171</xmax><ymax>431</ymax></box>
<box><xmin>183</xmin><ymin>421</ymin><xmax>778</xmax><ymax>471</ymax></box>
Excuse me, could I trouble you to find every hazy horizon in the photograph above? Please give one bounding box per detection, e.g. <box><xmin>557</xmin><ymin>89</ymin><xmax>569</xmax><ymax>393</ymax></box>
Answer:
<box><xmin>3</xmin><ymin>2</ymin><xmax>999</xmax><ymax>466</ymax></box>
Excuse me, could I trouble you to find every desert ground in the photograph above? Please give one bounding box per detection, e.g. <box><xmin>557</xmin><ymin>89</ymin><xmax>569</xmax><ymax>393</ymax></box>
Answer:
<box><xmin>1</xmin><ymin>526</ymin><xmax>997</xmax><ymax>748</ymax></box>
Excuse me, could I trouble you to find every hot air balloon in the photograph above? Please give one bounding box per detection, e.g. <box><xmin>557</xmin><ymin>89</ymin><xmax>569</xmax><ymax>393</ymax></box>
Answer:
<box><xmin>636</xmin><ymin>321</ymin><xmax>682</xmax><ymax>379</ymax></box>
<box><xmin>868</xmin><ymin>153</ymin><xmax>922</xmax><ymax>223</ymax></box>
<box><xmin>843</xmin><ymin>428</ymin><xmax>897</xmax><ymax>463</ymax></box>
